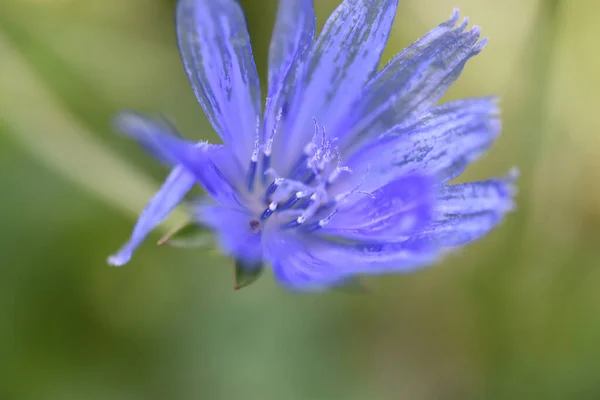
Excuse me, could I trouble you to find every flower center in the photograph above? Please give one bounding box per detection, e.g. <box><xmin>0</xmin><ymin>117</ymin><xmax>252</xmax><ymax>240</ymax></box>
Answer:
<box><xmin>245</xmin><ymin>117</ymin><xmax>365</xmax><ymax>232</ymax></box>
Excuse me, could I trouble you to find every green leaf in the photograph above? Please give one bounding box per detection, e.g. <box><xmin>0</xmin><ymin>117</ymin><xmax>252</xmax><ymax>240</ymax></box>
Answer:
<box><xmin>233</xmin><ymin>260</ymin><xmax>263</xmax><ymax>291</ymax></box>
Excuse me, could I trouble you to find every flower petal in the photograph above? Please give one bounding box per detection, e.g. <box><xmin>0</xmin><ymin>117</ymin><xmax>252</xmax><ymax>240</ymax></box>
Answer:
<box><xmin>195</xmin><ymin>205</ymin><xmax>263</xmax><ymax>265</ymax></box>
<box><xmin>267</xmin><ymin>0</ymin><xmax>315</xmax><ymax>101</ymax></box>
<box><xmin>264</xmin><ymin>174</ymin><xmax>516</xmax><ymax>291</ymax></box>
<box><xmin>113</xmin><ymin>111</ymin><xmax>183</xmax><ymax>166</ymax></box>
<box><xmin>408</xmin><ymin>173</ymin><xmax>517</xmax><ymax>249</ymax></box>
<box><xmin>108</xmin><ymin>166</ymin><xmax>196</xmax><ymax>266</ymax></box>
<box><xmin>334</xmin><ymin>97</ymin><xmax>500</xmax><ymax>194</ymax></box>
<box><xmin>176</xmin><ymin>0</ymin><xmax>261</xmax><ymax>163</ymax></box>
<box><xmin>263</xmin><ymin>0</ymin><xmax>315</xmax><ymax>155</ymax></box>
<box><xmin>265</xmin><ymin>234</ymin><xmax>348</xmax><ymax>291</ymax></box>
<box><xmin>272</xmin><ymin>0</ymin><xmax>399</xmax><ymax>173</ymax></box>
<box><xmin>338</xmin><ymin>10</ymin><xmax>486</xmax><ymax>149</ymax></box>
<box><xmin>114</xmin><ymin>112</ymin><xmax>244</xmax><ymax>208</ymax></box>
<box><xmin>263</xmin><ymin>230</ymin><xmax>436</xmax><ymax>291</ymax></box>
<box><xmin>319</xmin><ymin>174</ymin><xmax>435</xmax><ymax>241</ymax></box>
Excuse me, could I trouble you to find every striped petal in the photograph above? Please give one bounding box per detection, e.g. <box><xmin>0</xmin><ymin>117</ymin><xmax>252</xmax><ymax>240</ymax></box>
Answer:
<box><xmin>267</xmin><ymin>0</ymin><xmax>315</xmax><ymax>101</ymax></box>
<box><xmin>263</xmin><ymin>0</ymin><xmax>316</xmax><ymax>174</ymax></box>
<box><xmin>272</xmin><ymin>0</ymin><xmax>398</xmax><ymax>173</ymax></box>
<box><xmin>176</xmin><ymin>0</ymin><xmax>261</xmax><ymax>163</ymax></box>
<box><xmin>338</xmin><ymin>10</ymin><xmax>486</xmax><ymax>149</ymax></box>
<box><xmin>408</xmin><ymin>173</ymin><xmax>518</xmax><ymax>249</ymax></box>
<box><xmin>334</xmin><ymin>97</ymin><xmax>501</xmax><ymax>194</ymax></box>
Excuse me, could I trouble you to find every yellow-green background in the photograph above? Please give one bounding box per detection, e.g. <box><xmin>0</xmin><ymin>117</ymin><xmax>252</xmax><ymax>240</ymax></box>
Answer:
<box><xmin>1</xmin><ymin>0</ymin><xmax>599</xmax><ymax>399</ymax></box>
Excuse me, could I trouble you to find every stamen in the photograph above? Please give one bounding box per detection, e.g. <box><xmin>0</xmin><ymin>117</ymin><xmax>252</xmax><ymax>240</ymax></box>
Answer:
<box><xmin>318</xmin><ymin>209</ymin><xmax>338</xmax><ymax>227</ymax></box>
<box><xmin>334</xmin><ymin>186</ymin><xmax>375</xmax><ymax>203</ymax></box>
<box><xmin>260</xmin><ymin>201</ymin><xmax>278</xmax><ymax>220</ymax></box>
<box><xmin>333</xmin><ymin>166</ymin><xmax>373</xmax><ymax>203</ymax></box>
<box><xmin>291</xmin><ymin>191</ymin><xmax>324</xmax><ymax>226</ymax></box>
<box><xmin>302</xmin><ymin>207</ymin><xmax>339</xmax><ymax>232</ymax></box>
<box><xmin>278</xmin><ymin>193</ymin><xmax>300</xmax><ymax>211</ymax></box>
<box><xmin>259</xmin><ymin>118</ymin><xmax>355</xmax><ymax>231</ymax></box>
<box><xmin>263</xmin><ymin>108</ymin><xmax>282</xmax><ymax>157</ymax></box>
<box><xmin>247</xmin><ymin>117</ymin><xmax>261</xmax><ymax>192</ymax></box>
<box><xmin>281</xmin><ymin>218</ymin><xmax>302</xmax><ymax>229</ymax></box>
<box><xmin>263</xmin><ymin>178</ymin><xmax>283</xmax><ymax>202</ymax></box>
<box><xmin>261</xmin><ymin>107</ymin><xmax>282</xmax><ymax>184</ymax></box>
<box><xmin>327</xmin><ymin>146</ymin><xmax>352</xmax><ymax>184</ymax></box>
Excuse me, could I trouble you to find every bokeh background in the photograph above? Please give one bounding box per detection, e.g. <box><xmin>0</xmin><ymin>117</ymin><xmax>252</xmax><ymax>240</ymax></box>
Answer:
<box><xmin>1</xmin><ymin>0</ymin><xmax>599</xmax><ymax>399</ymax></box>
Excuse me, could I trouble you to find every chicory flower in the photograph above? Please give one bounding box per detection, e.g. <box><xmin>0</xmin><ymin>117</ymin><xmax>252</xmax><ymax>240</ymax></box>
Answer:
<box><xmin>108</xmin><ymin>0</ymin><xmax>516</xmax><ymax>291</ymax></box>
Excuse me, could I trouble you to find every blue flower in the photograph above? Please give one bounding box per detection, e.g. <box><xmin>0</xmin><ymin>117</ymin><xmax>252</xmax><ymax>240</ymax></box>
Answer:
<box><xmin>108</xmin><ymin>0</ymin><xmax>517</xmax><ymax>291</ymax></box>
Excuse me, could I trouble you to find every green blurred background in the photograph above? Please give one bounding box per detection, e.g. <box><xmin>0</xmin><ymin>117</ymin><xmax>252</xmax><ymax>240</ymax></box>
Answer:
<box><xmin>1</xmin><ymin>0</ymin><xmax>599</xmax><ymax>399</ymax></box>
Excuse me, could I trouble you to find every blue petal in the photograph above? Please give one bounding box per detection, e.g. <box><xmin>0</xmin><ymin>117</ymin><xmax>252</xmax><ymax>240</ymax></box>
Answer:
<box><xmin>114</xmin><ymin>111</ymin><xmax>184</xmax><ymax>166</ymax></box>
<box><xmin>408</xmin><ymin>173</ymin><xmax>518</xmax><ymax>249</ymax></box>
<box><xmin>114</xmin><ymin>112</ymin><xmax>244</xmax><ymax>208</ymax></box>
<box><xmin>263</xmin><ymin>230</ymin><xmax>436</xmax><ymax>291</ymax></box>
<box><xmin>320</xmin><ymin>175</ymin><xmax>435</xmax><ymax>241</ymax></box>
<box><xmin>176</xmin><ymin>0</ymin><xmax>261</xmax><ymax>163</ymax></box>
<box><xmin>194</xmin><ymin>205</ymin><xmax>262</xmax><ymax>265</ymax></box>
<box><xmin>108</xmin><ymin>166</ymin><xmax>196</xmax><ymax>266</ymax></box>
<box><xmin>334</xmin><ymin>97</ymin><xmax>500</xmax><ymax>194</ymax></box>
<box><xmin>267</xmin><ymin>173</ymin><xmax>517</xmax><ymax>290</ymax></box>
<box><xmin>263</xmin><ymin>0</ymin><xmax>315</xmax><ymax>155</ymax></box>
<box><xmin>338</xmin><ymin>10</ymin><xmax>486</xmax><ymax>149</ymax></box>
<box><xmin>267</xmin><ymin>0</ymin><xmax>315</xmax><ymax>101</ymax></box>
<box><xmin>264</xmin><ymin>234</ymin><xmax>348</xmax><ymax>291</ymax></box>
<box><xmin>271</xmin><ymin>0</ymin><xmax>398</xmax><ymax>173</ymax></box>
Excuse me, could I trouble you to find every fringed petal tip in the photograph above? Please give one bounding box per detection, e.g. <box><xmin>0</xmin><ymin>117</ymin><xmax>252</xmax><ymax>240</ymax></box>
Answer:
<box><xmin>447</xmin><ymin>9</ymin><xmax>488</xmax><ymax>51</ymax></box>
<box><xmin>448</xmin><ymin>8</ymin><xmax>460</xmax><ymax>23</ymax></box>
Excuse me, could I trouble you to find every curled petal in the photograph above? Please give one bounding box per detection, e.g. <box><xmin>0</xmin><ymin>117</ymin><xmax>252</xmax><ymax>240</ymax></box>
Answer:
<box><xmin>108</xmin><ymin>166</ymin><xmax>195</xmax><ymax>266</ymax></box>
<box><xmin>176</xmin><ymin>0</ymin><xmax>261</xmax><ymax>163</ymax></box>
